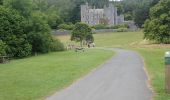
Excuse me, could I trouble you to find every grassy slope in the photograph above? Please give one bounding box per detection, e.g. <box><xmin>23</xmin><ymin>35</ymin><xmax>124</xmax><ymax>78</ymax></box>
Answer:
<box><xmin>94</xmin><ymin>32</ymin><xmax>143</xmax><ymax>47</ymax></box>
<box><xmin>0</xmin><ymin>49</ymin><xmax>114</xmax><ymax>100</ymax></box>
<box><xmin>136</xmin><ymin>48</ymin><xmax>170</xmax><ymax>100</ymax></box>
<box><xmin>57</xmin><ymin>31</ymin><xmax>170</xmax><ymax>100</ymax></box>
<box><xmin>57</xmin><ymin>31</ymin><xmax>143</xmax><ymax>48</ymax></box>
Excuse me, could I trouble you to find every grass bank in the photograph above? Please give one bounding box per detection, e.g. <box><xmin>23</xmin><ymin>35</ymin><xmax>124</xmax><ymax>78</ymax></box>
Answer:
<box><xmin>0</xmin><ymin>49</ymin><xmax>114</xmax><ymax>100</ymax></box>
<box><xmin>136</xmin><ymin>48</ymin><xmax>170</xmax><ymax>100</ymax></box>
<box><xmin>57</xmin><ymin>31</ymin><xmax>143</xmax><ymax>48</ymax></box>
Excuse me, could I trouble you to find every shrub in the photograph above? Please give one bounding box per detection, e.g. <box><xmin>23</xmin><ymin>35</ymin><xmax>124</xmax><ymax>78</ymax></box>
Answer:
<box><xmin>58</xmin><ymin>23</ymin><xmax>75</xmax><ymax>30</ymax></box>
<box><xmin>27</xmin><ymin>32</ymin><xmax>51</xmax><ymax>54</ymax></box>
<box><xmin>117</xmin><ymin>28</ymin><xmax>128</xmax><ymax>32</ymax></box>
<box><xmin>92</xmin><ymin>24</ymin><xmax>108</xmax><ymax>29</ymax></box>
<box><xmin>92</xmin><ymin>24</ymin><xmax>129</xmax><ymax>29</ymax></box>
<box><xmin>110</xmin><ymin>24</ymin><xmax>129</xmax><ymax>29</ymax></box>
<box><xmin>50</xmin><ymin>39</ymin><xmax>65</xmax><ymax>51</ymax></box>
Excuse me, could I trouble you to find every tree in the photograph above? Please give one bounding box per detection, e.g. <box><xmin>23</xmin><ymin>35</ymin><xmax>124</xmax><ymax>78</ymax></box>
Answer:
<box><xmin>71</xmin><ymin>22</ymin><xmax>93</xmax><ymax>47</ymax></box>
<box><xmin>134</xmin><ymin>3</ymin><xmax>150</xmax><ymax>27</ymax></box>
<box><xmin>26</xmin><ymin>11</ymin><xmax>53</xmax><ymax>54</ymax></box>
<box><xmin>46</xmin><ymin>12</ymin><xmax>63</xmax><ymax>29</ymax></box>
<box><xmin>150</xmin><ymin>0</ymin><xmax>160</xmax><ymax>6</ymax></box>
<box><xmin>5</xmin><ymin>0</ymin><xmax>34</xmax><ymax>17</ymax></box>
<box><xmin>144</xmin><ymin>0</ymin><xmax>170</xmax><ymax>44</ymax></box>
<box><xmin>0</xmin><ymin>6</ymin><xmax>32</xmax><ymax>57</ymax></box>
<box><xmin>0</xmin><ymin>40</ymin><xmax>6</xmax><ymax>56</ymax></box>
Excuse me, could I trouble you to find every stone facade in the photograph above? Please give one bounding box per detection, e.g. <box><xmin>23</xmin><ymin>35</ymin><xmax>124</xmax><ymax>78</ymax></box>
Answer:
<box><xmin>81</xmin><ymin>3</ymin><xmax>124</xmax><ymax>26</ymax></box>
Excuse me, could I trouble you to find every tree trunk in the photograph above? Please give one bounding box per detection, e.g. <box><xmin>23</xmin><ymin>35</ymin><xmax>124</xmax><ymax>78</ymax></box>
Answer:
<box><xmin>80</xmin><ymin>41</ymin><xmax>83</xmax><ymax>47</ymax></box>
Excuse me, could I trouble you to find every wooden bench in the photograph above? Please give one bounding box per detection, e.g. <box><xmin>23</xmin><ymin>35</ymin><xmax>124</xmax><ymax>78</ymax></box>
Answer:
<box><xmin>0</xmin><ymin>56</ymin><xmax>10</xmax><ymax>64</ymax></box>
<box><xmin>75</xmin><ymin>47</ymin><xmax>85</xmax><ymax>52</ymax></box>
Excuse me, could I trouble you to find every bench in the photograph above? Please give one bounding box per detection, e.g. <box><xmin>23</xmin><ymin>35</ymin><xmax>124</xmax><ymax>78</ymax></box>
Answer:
<box><xmin>0</xmin><ymin>56</ymin><xmax>10</xmax><ymax>64</ymax></box>
<box><xmin>75</xmin><ymin>47</ymin><xmax>85</xmax><ymax>52</ymax></box>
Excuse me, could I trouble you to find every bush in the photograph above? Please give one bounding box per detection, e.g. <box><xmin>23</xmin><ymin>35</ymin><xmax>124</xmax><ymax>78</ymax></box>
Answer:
<box><xmin>50</xmin><ymin>39</ymin><xmax>65</xmax><ymax>51</ymax></box>
<box><xmin>0</xmin><ymin>40</ymin><xmax>6</xmax><ymax>56</ymax></box>
<box><xmin>92</xmin><ymin>24</ymin><xmax>129</xmax><ymax>29</ymax></box>
<box><xmin>58</xmin><ymin>23</ymin><xmax>75</xmax><ymax>30</ymax></box>
<box><xmin>117</xmin><ymin>28</ymin><xmax>128</xmax><ymax>32</ymax></box>
<box><xmin>110</xmin><ymin>24</ymin><xmax>129</xmax><ymax>29</ymax></box>
<box><xmin>0</xmin><ymin>6</ymin><xmax>32</xmax><ymax>58</ymax></box>
<box><xmin>92</xmin><ymin>24</ymin><xmax>109</xmax><ymax>29</ymax></box>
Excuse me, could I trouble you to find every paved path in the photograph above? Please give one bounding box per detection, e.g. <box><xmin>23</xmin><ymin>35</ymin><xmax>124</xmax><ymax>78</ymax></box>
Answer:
<box><xmin>46</xmin><ymin>48</ymin><xmax>153</xmax><ymax>100</ymax></box>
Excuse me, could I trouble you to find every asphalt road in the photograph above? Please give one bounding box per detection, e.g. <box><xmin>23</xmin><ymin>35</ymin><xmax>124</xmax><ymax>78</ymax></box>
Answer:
<box><xmin>46</xmin><ymin>48</ymin><xmax>153</xmax><ymax>100</ymax></box>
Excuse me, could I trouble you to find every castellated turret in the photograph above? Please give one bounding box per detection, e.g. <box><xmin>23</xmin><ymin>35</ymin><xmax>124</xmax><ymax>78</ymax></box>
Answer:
<box><xmin>81</xmin><ymin>3</ymin><xmax>124</xmax><ymax>26</ymax></box>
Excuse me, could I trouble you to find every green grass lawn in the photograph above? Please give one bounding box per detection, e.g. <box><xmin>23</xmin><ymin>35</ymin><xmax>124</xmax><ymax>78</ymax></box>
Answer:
<box><xmin>57</xmin><ymin>31</ymin><xmax>170</xmax><ymax>100</ymax></box>
<box><xmin>94</xmin><ymin>31</ymin><xmax>143</xmax><ymax>47</ymax></box>
<box><xmin>57</xmin><ymin>31</ymin><xmax>144</xmax><ymax>48</ymax></box>
<box><xmin>135</xmin><ymin>48</ymin><xmax>170</xmax><ymax>100</ymax></box>
<box><xmin>0</xmin><ymin>49</ymin><xmax>114</xmax><ymax>100</ymax></box>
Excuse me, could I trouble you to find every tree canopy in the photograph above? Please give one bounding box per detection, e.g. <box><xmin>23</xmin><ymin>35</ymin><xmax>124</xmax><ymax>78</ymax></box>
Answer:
<box><xmin>0</xmin><ymin>6</ymin><xmax>32</xmax><ymax>57</ymax></box>
<box><xmin>144</xmin><ymin>0</ymin><xmax>170</xmax><ymax>44</ymax></box>
<box><xmin>71</xmin><ymin>22</ymin><xmax>93</xmax><ymax>47</ymax></box>
<box><xmin>0</xmin><ymin>0</ymin><xmax>65</xmax><ymax>58</ymax></box>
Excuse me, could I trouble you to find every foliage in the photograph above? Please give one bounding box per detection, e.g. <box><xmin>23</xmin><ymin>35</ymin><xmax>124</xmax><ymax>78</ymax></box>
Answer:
<box><xmin>0</xmin><ymin>0</ymin><xmax>3</xmax><ymax>5</ymax></box>
<box><xmin>114</xmin><ymin>0</ymin><xmax>160</xmax><ymax>27</ymax></box>
<box><xmin>133</xmin><ymin>0</ymin><xmax>153</xmax><ymax>27</ymax></box>
<box><xmin>0</xmin><ymin>6</ymin><xmax>32</xmax><ymax>57</ymax></box>
<box><xmin>1</xmin><ymin>0</ymin><xmax>65</xmax><ymax>58</ymax></box>
<box><xmin>92</xmin><ymin>24</ymin><xmax>109</xmax><ymax>29</ymax></box>
<box><xmin>47</xmin><ymin>13</ymin><xmax>63</xmax><ymax>29</ymax></box>
<box><xmin>0</xmin><ymin>40</ymin><xmax>6</xmax><ymax>56</ymax></box>
<box><xmin>50</xmin><ymin>39</ymin><xmax>65</xmax><ymax>51</ymax></box>
<box><xmin>117</xmin><ymin>28</ymin><xmax>128</xmax><ymax>32</ymax></box>
<box><xmin>92</xmin><ymin>24</ymin><xmax>129</xmax><ymax>29</ymax></box>
<box><xmin>71</xmin><ymin>22</ymin><xmax>93</xmax><ymax>46</ymax></box>
<box><xmin>111</xmin><ymin>24</ymin><xmax>129</xmax><ymax>29</ymax></box>
<box><xmin>5</xmin><ymin>0</ymin><xmax>34</xmax><ymax>18</ymax></box>
<box><xmin>27</xmin><ymin>11</ymin><xmax>56</xmax><ymax>54</ymax></box>
<box><xmin>58</xmin><ymin>23</ymin><xmax>75</xmax><ymax>30</ymax></box>
<box><xmin>144</xmin><ymin>0</ymin><xmax>170</xmax><ymax>44</ymax></box>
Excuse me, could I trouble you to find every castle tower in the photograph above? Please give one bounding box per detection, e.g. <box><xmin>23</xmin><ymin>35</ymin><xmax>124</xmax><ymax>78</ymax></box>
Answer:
<box><xmin>104</xmin><ymin>3</ymin><xmax>117</xmax><ymax>25</ymax></box>
<box><xmin>81</xmin><ymin>3</ymin><xmax>89</xmax><ymax>24</ymax></box>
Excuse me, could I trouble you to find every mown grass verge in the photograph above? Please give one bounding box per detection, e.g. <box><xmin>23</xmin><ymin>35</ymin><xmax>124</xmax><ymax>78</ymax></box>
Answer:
<box><xmin>0</xmin><ymin>49</ymin><xmax>114</xmax><ymax>100</ymax></box>
<box><xmin>135</xmin><ymin>48</ymin><xmax>170</xmax><ymax>100</ymax></box>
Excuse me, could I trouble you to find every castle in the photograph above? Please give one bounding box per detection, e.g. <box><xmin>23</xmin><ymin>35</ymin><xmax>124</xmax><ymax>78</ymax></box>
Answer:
<box><xmin>81</xmin><ymin>3</ymin><xmax>124</xmax><ymax>26</ymax></box>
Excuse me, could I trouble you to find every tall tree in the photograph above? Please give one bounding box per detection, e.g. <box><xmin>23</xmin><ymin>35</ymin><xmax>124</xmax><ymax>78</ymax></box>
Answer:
<box><xmin>6</xmin><ymin>0</ymin><xmax>34</xmax><ymax>17</ymax></box>
<box><xmin>144</xmin><ymin>0</ymin><xmax>170</xmax><ymax>44</ymax></box>
<box><xmin>68</xmin><ymin>0</ymin><xmax>85</xmax><ymax>23</ymax></box>
<box><xmin>134</xmin><ymin>1</ymin><xmax>150</xmax><ymax>27</ymax></box>
<box><xmin>0</xmin><ymin>6</ymin><xmax>32</xmax><ymax>57</ymax></box>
